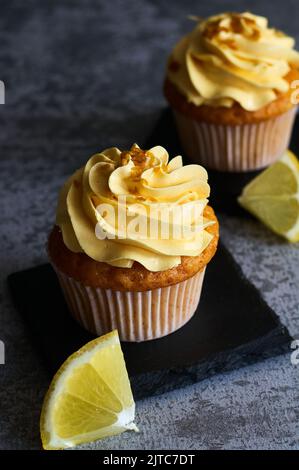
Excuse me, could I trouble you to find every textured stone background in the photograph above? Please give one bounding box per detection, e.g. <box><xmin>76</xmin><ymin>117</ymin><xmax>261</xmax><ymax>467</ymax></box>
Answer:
<box><xmin>0</xmin><ymin>0</ymin><xmax>298</xmax><ymax>450</ymax></box>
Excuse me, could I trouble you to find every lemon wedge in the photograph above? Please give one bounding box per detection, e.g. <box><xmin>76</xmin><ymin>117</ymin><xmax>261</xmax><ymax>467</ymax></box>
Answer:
<box><xmin>40</xmin><ymin>330</ymin><xmax>138</xmax><ymax>450</ymax></box>
<box><xmin>238</xmin><ymin>150</ymin><xmax>299</xmax><ymax>242</ymax></box>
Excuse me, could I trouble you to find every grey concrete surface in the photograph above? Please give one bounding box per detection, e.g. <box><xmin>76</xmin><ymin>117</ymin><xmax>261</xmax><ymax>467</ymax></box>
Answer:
<box><xmin>0</xmin><ymin>0</ymin><xmax>298</xmax><ymax>450</ymax></box>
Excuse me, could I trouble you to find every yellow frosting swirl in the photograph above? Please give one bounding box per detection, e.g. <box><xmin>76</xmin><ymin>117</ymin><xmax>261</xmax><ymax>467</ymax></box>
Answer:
<box><xmin>56</xmin><ymin>144</ymin><xmax>214</xmax><ymax>272</ymax></box>
<box><xmin>167</xmin><ymin>12</ymin><xmax>299</xmax><ymax>111</ymax></box>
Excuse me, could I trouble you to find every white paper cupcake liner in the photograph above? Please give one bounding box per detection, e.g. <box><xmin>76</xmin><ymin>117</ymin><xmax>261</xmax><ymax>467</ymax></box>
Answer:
<box><xmin>174</xmin><ymin>107</ymin><xmax>297</xmax><ymax>171</ymax></box>
<box><xmin>54</xmin><ymin>267</ymin><xmax>206</xmax><ymax>342</ymax></box>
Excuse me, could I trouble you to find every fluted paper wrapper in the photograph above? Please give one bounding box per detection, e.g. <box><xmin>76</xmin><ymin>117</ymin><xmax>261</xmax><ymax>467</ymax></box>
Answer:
<box><xmin>53</xmin><ymin>267</ymin><xmax>206</xmax><ymax>342</ymax></box>
<box><xmin>174</xmin><ymin>107</ymin><xmax>296</xmax><ymax>172</ymax></box>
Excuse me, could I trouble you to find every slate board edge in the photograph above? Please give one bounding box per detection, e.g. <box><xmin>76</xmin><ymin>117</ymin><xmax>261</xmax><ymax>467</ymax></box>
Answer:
<box><xmin>131</xmin><ymin>326</ymin><xmax>291</xmax><ymax>399</ymax></box>
<box><xmin>7</xmin><ymin>261</ymin><xmax>292</xmax><ymax>400</ymax></box>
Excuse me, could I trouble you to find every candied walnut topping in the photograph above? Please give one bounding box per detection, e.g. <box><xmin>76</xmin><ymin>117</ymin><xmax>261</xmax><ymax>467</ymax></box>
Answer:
<box><xmin>120</xmin><ymin>145</ymin><xmax>148</xmax><ymax>191</ymax></box>
<box><xmin>120</xmin><ymin>152</ymin><xmax>130</xmax><ymax>166</ymax></box>
<box><xmin>203</xmin><ymin>20</ymin><xmax>229</xmax><ymax>39</ymax></box>
<box><xmin>222</xmin><ymin>39</ymin><xmax>237</xmax><ymax>49</ymax></box>
<box><xmin>121</xmin><ymin>144</ymin><xmax>147</xmax><ymax>168</ymax></box>
<box><xmin>202</xmin><ymin>13</ymin><xmax>261</xmax><ymax>42</ymax></box>
<box><xmin>120</xmin><ymin>145</ymin><xmax>161</xmax><ymax>195</ymax></box>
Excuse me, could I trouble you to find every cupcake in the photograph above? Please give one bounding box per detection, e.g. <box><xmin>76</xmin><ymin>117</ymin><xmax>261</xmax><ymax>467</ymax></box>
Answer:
<box><xmin>48</xmin><ymin>144</ymin><xmax>219</xmax><ymax>342</ymax></box>
<box><xmin>164</xmin><ymin>12</ymin><xmax>299</xmax><ymax>172</ymax></box>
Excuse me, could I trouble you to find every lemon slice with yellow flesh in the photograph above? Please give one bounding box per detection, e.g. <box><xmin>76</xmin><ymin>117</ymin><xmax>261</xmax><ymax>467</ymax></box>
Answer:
<box><xmin>238</xmin><ymin>150</ymin><xmax>299</xmax><ymax>242</ymax></box>
<box><xmin>40</xmin><ymin>330</ymin><xmax>138</xmax><ymax>450</ymax></box>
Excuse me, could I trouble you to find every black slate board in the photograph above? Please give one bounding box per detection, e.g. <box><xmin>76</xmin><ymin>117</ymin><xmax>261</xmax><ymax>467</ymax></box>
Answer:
<box><xmin>7</xmin><ymin>241</ymin><xmax>292</xmax><ymax>400</ymax></box>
